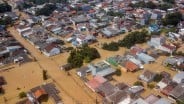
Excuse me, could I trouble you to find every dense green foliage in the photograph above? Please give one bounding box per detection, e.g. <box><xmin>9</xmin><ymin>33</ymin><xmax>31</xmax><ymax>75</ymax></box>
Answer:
<box><xmin>102</xmin><ymin>42</ymin><xmax>119</xmax><ymax>51</ymax></box>
<box><xmin>36</xmin><ymin>4</ymin><xmax>57</xmax><ymax>16</ymax></box>
<box><xmin>133</xmin><ymin>81</ymin><xmax>144</xmax><ymax>86</ymax></box>
<box><xmin>158</xmin><ymin>3</ymin><xmax>173</xmax><ymax>11</ymax></box>
<box><xmin>118</xmin><ymin>29</ymin><xmax>149</xmax><ymax>48</ymax></box>
<box><xmin>17</xmin><ymin>2</ymin><xmax>33</xmax><ymax>10</ymax></box>
<box><xmin>115</xmin><ymin>69</ymin><xmax>122</xmax><ymax>76</ymax></box>
<box><xmin>28</xmin><ymin>0</ymin><xmax>66</xmax><ymax>5</ymax></box>
<box><xmin>19</xmin><ymin>92</ymin><xmax>27</xmax><ymax>98</ymax></box>
<box><xmin>42</xmin><ymin>70</ymin><xmax>48</xmax><ymax>80</ymax></box>
<box><xmin>177</xmin><ymin>100</ymin><xmax>184</xmax><ymax>104</ymax></box>
<box><xmin>147</xmin><ymin>83</ymin><xmax>155</xmax><ymax>89</ymax></box>
<box><xmin>153</xmin><ymin>74</ymin><xmax>163</xmax><ymax>82</ymax></box>
<box><xmin>129</xmin><ymin>1</ymin><xmax>173</xmax><ymax>10</ymax></box>
<box><xmin>107</xmin><ymin>11</ymin><xmax>124</xmax><ymax>17</ymax></box>
<box><xmin>129</xmin><ymin>1</ymin><xmax>156</xmax><ymax>9</ymax></box>
<box><xmin>162</xmin><ymin>12</ymin><xmax>182</xmax><ymax>26</ymax></box>
<box><xmin>163</xmin><ymin>0</ymin><xmax>175</xmax><ymax>4</ymax></box>
<box><xmin>67</xmin><ymin>45</ymin><xmax>100</xmax><ymax>68</ymax></box>
<box><xmin>0</xmin><ymin>16</ymin><xmax>13</xmax><ymax>26</ymax></box>
<box><xmin>0</xmin><ymin>3</ymin><xmax>12</xmax><ymax>13</ymax></box>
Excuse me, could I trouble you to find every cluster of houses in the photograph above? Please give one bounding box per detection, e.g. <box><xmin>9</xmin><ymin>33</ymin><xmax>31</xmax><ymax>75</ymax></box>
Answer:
<box><xmin>10</xmin><ymin>0</ymin><xmax>184</xmax><ymax>54</ymax></box>
<box><xmin>15</xmin><ymin>20</ymin><xmax>63</xmax><ymax>57</ymax></box>
<box><xmin>0</xmin><ymin>27</ymin><xmax>28</xmax><ymax>65</ymax></box>
<box><xmin>16</xmin><ymin>83</ymin><xmax>62</xmax><ymax>104</ymax></box>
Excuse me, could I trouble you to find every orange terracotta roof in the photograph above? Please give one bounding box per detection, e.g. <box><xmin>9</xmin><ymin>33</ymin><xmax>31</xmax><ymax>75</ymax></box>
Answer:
<box><xmin>34</xmin><ymin>89</ymin><xmax>47</xmax><ymax>99</ymax></box>
<box><xmin>125</xmin><ymin>61</ymin><xmax>138</xmax><ymax>72</ymax></box>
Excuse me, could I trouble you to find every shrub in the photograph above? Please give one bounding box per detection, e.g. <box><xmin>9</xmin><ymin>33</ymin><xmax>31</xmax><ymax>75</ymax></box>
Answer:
<box><xmin>115</xmin><ymin>69</ymin><xmax>122</xmax><ymax>76</ymax></box>
<box><xmin>19</xmin><ymin>91</ymin><xmax>26</xmax><ymax>98</ymax></box>
<box><xmin>133</xmin><ymin>81</ymin><xmax>144</xmax><ymax>86</ymax></box>
<box><xmin>147</xmin><ymin>83</ymin><xmax>155</xmax><ymax>89</ymax></box>
<box><xmin>102</xmin><ymin>42</ymin><xmax>119</xmax><ymax>51</ymax></box>
<box><xmin>42</xmin><ymin>70</ymin><xmax>48</xmax><ymax>80</ymax></box>
<box><xmin>153</xmin><ymin>74</ymin><xmax>163</xmax><ymax>82</ymax></box>
<box><xmin>67</xmin><ymin>44</ymin><xmax>100</xmax><ymax>68</ymax></box>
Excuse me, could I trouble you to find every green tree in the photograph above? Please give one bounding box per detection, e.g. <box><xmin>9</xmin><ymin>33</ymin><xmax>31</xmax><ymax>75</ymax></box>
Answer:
<box><xmin>67</xmin><ymin>45</ymin><xmax>100</xmax><ymax>68</ymax></box>
<box><xmin>147</xmin><ymin>83</ymin><xmax>155</xmax><ymax>89</ymax></box>
<box><xmin>115</xmin><ymin>69</ymin><xmax>122</xmax><ymax>76</ymax></box>
<box><xmin>42</xmin><ymin>70</ymin><xmax>48</xmax><ymax>80</ymax></box>
<box><xmin>162</xmin><ymin>12</ymin><xmax>182</xmax><ymax>26</ymax></box>
<box><xmin>0</xmin><ymin>16</ymin><xmax>13</xmax><ymax>26</ymax></box>
<box><xmin>163</xmin><ymin>0</ymin><xmax>175</xmax><ymax>4</ymax></box>
<box><xmin>19</xmin><ymin>91</ymin><xmax>26</xmax><ymax>98</ymax></box>
<box><xmin>36</xmin><ymin>4</ymin><xmax>57</xmax><ymax>16</ymax></box>
<box><xmin>0</xmin><ymin>3</ymin><xmax>12</xmax><ymax>13</ymax></box>
<box><xmin>133</xmin><ymin>81</ymin><xmax>144</xmax><ymax>86</ymax></box>
<box><xmin>118</xmin><ymin>29</ymin><xmax>149</xmax><ymax>48</ymax></box>
<box><xmin>102</xmin><ymin>42</ymin><xmax>119</xmax><ymax>51</ymax></box>
<box><xmin>158</xmin><ymin>3</ymin><xmax>173</xmax><ymax>11</ymax></box>
<box><xmin>177</xmin><ymin>100</ymin><xmax>184</xmax><ymax>104</ymax></box>
<box><xmin>153</xmin><ymin>74</ymin><xmax>163</xmax><ymax>82</ymax></box>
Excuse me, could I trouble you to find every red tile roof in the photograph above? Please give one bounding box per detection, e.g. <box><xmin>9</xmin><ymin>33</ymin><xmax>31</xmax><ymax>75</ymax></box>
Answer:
<box><xmin>125</xmin><ymin>61</ymin><xmax>138</xmax><ymax>72</ymax></box>
<box><xmin>86</xmin><ymin>76</ymin><xmax>107</xmax><ymax>91</ymax></box>
<box><xmin>34</xmin><ymin>89</ymin><xmax>47</xmax><ymax>99</ymax></box>
<box><xmin>44</xmin><ymin>43</ymin><xmax>57</xmax><ymax>53</ymax></box>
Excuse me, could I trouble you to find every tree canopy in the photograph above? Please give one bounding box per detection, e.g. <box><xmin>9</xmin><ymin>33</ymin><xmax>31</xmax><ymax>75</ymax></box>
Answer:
<box><xmin>102</xmin><ymin>42</ymin><xmax>119</xmax><ymax>51</ymax></box>
<box><xmin>0</xmin><ymin>16</ymin><xmax>13</xmax><ymax>26</ymax></box>
<box><xmin>162</xmin><ymin>12</ymin><xmax>182</xmax><ymax>26</ymax></box>
<box><xmin>0</xmin><ymin>3</ymin><xmax>12</xmax><ymax>13</ymax></box>
<box><xmin>35</xmin><ymin>4</ymin><xmax>57</xmax><ymax>16</ymax></box>
<box><xmin>129</xmin><ymin>1</ymin><xmax>173</xmax><ymax>10</ymax></box>
<box><xmin>163</xmin><ymin>0</ymin><xmax>175</xmax><ymax>4</ymax></box>
<box><xmin>118</xmin><ymin>29</ymin><xmax>149</xmax><ymax>48</ymax></box>
<box><xmin>67</xmin><ymin>44</ymin><xmax>100</xmax><ymax>68</ymax></box>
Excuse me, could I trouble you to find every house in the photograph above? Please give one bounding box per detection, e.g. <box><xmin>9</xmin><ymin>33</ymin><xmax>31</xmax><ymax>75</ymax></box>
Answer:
<box><xmin>169</xmin><ymin>83</ymin><xmax>184</xmax><ymax>101</ymax></box>
<box><xmin>88</xmin><ymin>61</ymin><xmax>116</xmax><ymax>77</ymax></box>
<box><xmin>71</xmin><ymin>15</ymin><xmax>89</xmax><ymax>25</ymax></box>
<box><xmin>103</xmin><ymin>90</ymin><xmax>135</xmax><ymax>104</ymax></box>
<box><xmin>74</xmin><ymin>35</ymin><xmax>96</xmax><ymax>46</ymax></box>
<box><xmin>33</xmin><ymin>88</ymin><xmax>48</xmax><ymax>102</ymax></box>
<box><xmin>158</xmin><ymin>44</ymin><xmax>176</xmax><ymax>54</ymax></box>
<box><xmin>130</xmin><ymin>46</ymin><xmax>144</xmax><ymax>56</ymax></box>
<box><xmin>163</xmin><ymin>57</ymin><xmax>184</xmax><ymax>66</ymax></box>
<box><xmin>128</xmin><ymin>56</ymin><xmax>144</xmax><ymax>69</ymax></box>
<box><xmin>16</xmin><ymin>25</ymin><xmax>31</xmax><ymax>35</ymax></box>
<box><xmin>128</xmin><ymin>85</ymin><xmax>144</xmax><ymax>94</ymax></box>
<box><xmin>161</xmin><ymin>82</ymin><xmax>178</xmax><ymax>96</ymax></box>
<box><xmin>147</xmin><ymin>36</ymin><xmax>166</xmax><ymax>48</ymax></box>
<box><xmin>125</xmin><ymin>61</ymin><xmax>139</xmax><ymax>72</ymax></box>
<box><xmin>153</xmin><ymin>98</ymin><xmax>172</xmax><ymax>104</ymax></box>
<box><xmin>60</xmin><ymin>63</ymin><xmax>72</xmax><ymax>71</ymax></box>
<box><xmin>137</xmin><ymin>53</ymin><xmax>155</xmax><ymax>64</ymax></box>
<box><xmin>85</xmin><ymin>76</ymin><xmax>107</xmax><ymax>92</ymax></box>
<box><xmin>144</xmin><ymin>94</ymin><xmax>160</xmax><ymax>104</ymax></box>
<box><xmin>167</xmin><ymin>32</ymin><xmax>181</xmax><ymax>42</ymax></box>
<box><xmin>76</xmin><ymin>66</ymin><xmax>90</xmax><ymax>77</ymax></box>
<box><xmin>96</xmin><ymin>82</ymin><xmax>116</xmax><ymax>97</ymax></box>
<box><xmin>139</xmin><ymin>70</ymin><xmax>156</xmax><ymax>83</ymax></box>
<box><xmin>148</xmin><ymin>24</ymin><xmax>160</xmax><ymax>33</ymax></box>
<box><xmin>4</xmin><ymin>12</ymin><xmax>19</xmax><ymax>20</ymax></box>
<box><xmin>115</xmin><ymin>82</ymin><xmax>129</xmax><ymax>91</ymax></box>
<box><xmin>156</xmin><ymin>78</ymin><xmax>172</xmax><ymax>90</ymax></box>
<box><xmin>173</xmin><ymin>72</ymin><xmax>184</xmax><ymax>84</ymax></box>
<box><xmin>106</xmin><ymin>55</ymin><xmax>125</xmax><ymax>66</ymax></box>
<box><xmin>27</xmin><ymin>83</ymin><xmax>62</xmax><ymax>104</ymax></box>
<box><xmin>42</xmin><ymin>43</ymin><xmax>60</xmax><ymax>57</ymax></box>
<box><xmin>132</xmin><ymin>98</ymin><xmax>149</xmax><ymax>104</ymax></box>
<box><xmin>101</xmin><ymin>27</ymin><xmax>123</xmax><ymax>38</ymax></box>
